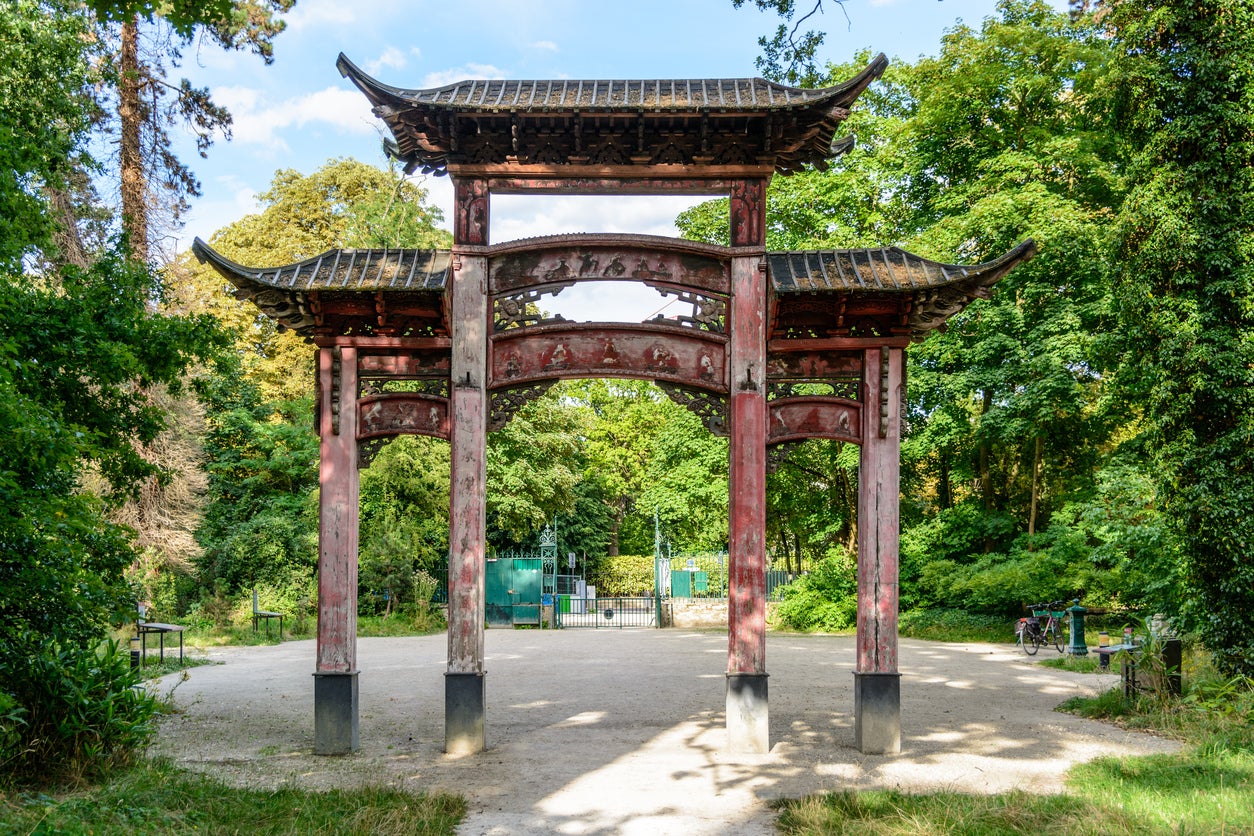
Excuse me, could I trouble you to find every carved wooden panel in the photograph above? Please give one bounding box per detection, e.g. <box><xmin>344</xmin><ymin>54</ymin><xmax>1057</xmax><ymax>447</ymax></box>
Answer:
<box><xmin>490</xmin><ymin>324</ymin><xmax>728</xmax><ymax>390</ymax></box>
<box><xmin>729</xmin><ymin>179</ymin><xmax>765</xmax><ymax>247</ymax></box>
<box><xmin>490</xmin><ymin>246</ymin><xmax>729</xmax><ymax>296</ymax></box>
<box><xmin>358</xmin><ymin>350</ymin><xmax>451</xmax><ymax>378</ymax></box>
<box><xmin>358</xmin><ymin>394</ymin><xmax>450</xmax><ymax>440</ymax></box>
<box><xmin>454</xmin><ymin>178</ymin><xmax>489</xmax><ymax>245</ymax></box>
<box><xmin>768</xmin><ymin>398</ymin><xmax>862</xmax><ymax>445</ymax></box>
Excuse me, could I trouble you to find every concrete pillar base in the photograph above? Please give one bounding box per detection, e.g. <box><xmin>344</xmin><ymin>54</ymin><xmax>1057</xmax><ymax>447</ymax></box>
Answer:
<box><xmin>726</xmin><ymin>672</ymin><xmax>769</xmax><ymax>754</ymax></box>
<box><xmin>445</xmin><ymin>672</ymin><xmax>486</xmax><ymax>755</ymax></box>
<box><xmin>313</xmin><ymin>671</ymin><xmax>359</xmax><ymax>755</ymax></box>
<box><xmin>854</xmin><ymin>671</ymin><xmax>901</xmax><ymax>754</ymax></box>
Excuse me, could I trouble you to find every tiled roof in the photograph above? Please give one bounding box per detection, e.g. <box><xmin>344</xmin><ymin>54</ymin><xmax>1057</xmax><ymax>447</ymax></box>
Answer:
<box><xmin>191</xmin><ymin>239</ymin><xmax>451</xmax><ymax>291</ymax></box>
<box><xmin>337</xmin><ymin>54</ymin><xmax>887</xmax><ymax>115</ymax></box>
<box><xmin>768</xmin><ymin>243</ymin><xmax>1036</xmax><ymax>294</ymax></box>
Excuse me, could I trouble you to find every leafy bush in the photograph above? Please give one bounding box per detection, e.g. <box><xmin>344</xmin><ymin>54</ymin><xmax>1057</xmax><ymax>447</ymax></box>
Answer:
<box><xmin>586</xmin><ymin>554</ymin><xmax>657</xmax><ymax>596</ymax></box>
<box><xmin>0</xmin><ymin>638</ymin><xmax>159</xmax><ymax>785</ymax></box>
<box><xmin>898</xmin><ymin>608</ymin><xmax>1011</xmax><ymax>643</ymax></box>
<box><xmin>771</xmin><ymin>552</ymin><xmax>857</xmax><ymax>632</ymax></box>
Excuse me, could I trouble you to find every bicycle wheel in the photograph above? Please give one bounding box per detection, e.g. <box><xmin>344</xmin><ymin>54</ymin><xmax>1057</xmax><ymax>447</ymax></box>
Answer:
<box><xmin>1024</xmin><ymin>629</ymin><xmax>1040</xmax><ymax>655</ymax></box>
<box><xmin>1051</xmin><ymin>623</ymin><xmax>1065</xmax><ymax>653</ymax></box>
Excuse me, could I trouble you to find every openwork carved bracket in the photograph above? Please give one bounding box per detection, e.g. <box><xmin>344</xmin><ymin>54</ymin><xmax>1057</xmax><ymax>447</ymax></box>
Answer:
<box><xmin>648</xmin><ymin>288</ymin><xmax>726</xmax><ymax>333</ymax></box>
<box><xmin>358</xmin><ymin>435</ymin><xmax>393</xmax><ymax>469</ymax></box>
<box><xmin>361</xmin><ymin>378</ymin><xmax>450</xmax><ymax>398</ymax></box>
<box><xmin>766</xmin><ymin>440</ymin><xmax>808</xmax><ymax>474</ymax></box>
<box><xmin>657</xmin><ymin>381</ymin><xmax>728</xmax><ymax>436</ymax></box>
<box><xmin>768</xmin><ymin>379</ymin><xmax>859</xmax><ymax>401</ymax></box>
<box><xmin>489</xmin><ymin>381</ymin><xmax>557</xmax><ymax>431</ymax></box>
<box><xmin>493</xmin><ymin>286</ymin><xmax>573</xmax><ymax>331</ymax></box>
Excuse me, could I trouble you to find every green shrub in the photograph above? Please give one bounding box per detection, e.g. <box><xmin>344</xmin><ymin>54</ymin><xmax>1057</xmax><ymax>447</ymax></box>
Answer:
<box><xmin>771</xmin><ymin>552</ymin><xmax>857</xmax><ymax>632</ymax></box>
<box><xmin>587</xmin><ymin>554</ymin><xmax>656</xmax><ymax>596</ymax></box>
<box><xmin>898</xmin><ymin>608</ymin><xmax>1011</xmax><ymax>643</ymax></box>
<box><xmin>0</xmin><ymin>637</ymin><xmax>159</xmax><ymax>786</ymax></box>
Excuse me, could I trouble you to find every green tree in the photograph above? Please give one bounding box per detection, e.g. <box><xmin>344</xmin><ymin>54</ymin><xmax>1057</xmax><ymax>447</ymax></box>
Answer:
<box><xmin>181</xmin><ymin>159</ymin><xmax>453</xmax><ymax>602</ymax></box>
<box><xmin>1103</xmin><ymin>0</ymin><xmax>1254</xmax><ymax>675</ymax></box>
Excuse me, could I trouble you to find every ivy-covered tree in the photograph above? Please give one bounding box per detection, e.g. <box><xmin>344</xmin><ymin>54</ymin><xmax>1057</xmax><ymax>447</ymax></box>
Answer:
<box><xmin>0</xmin><ymin>0</ymin><xmax>227</xmax><ymax>782</ymax></box>
<box><xmin>1103</xmin><ymin>0</ymin><xmax>1254</xmax><ymax>675</ymax></box>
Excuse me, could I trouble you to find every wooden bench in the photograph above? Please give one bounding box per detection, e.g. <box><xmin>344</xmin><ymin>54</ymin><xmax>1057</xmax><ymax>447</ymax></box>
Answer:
<box><xmin>136</xmin><ymin>621</ymin><xmax>185</xmax><ymax>666</ymax></box>
<box><xmin>1096</xmin><ymin>639</ymin><xmax>1182</xmax><ymax>698</ymax></box>
<box><xmin>252</xmin><ymin>589</ymin><xmax>283</xmax><ymax>639</ymax></box>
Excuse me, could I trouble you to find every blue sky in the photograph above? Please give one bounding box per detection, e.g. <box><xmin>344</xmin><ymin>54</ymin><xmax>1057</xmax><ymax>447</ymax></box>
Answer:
<box><xmin>173</xmin><ymin>0</ymin><xmax>1066</xmax><ymax>319</ymax></box>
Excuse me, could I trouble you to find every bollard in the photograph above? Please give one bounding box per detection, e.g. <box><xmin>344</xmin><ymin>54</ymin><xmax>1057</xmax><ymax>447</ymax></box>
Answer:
<box><xmin>129</xmin><ymin>635</ymin><xmax>141</xmax><ymax>669</ymax></box>
<box><xmin>1066</xmin><ymin>599</ymin><xmax>1088</xmax><ymax>656</ymax></box>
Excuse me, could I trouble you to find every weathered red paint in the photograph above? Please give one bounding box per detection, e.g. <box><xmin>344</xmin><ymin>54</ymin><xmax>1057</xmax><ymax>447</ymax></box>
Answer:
<box><xmin>448</xmin><ymin>254</ymin><xmax>488</xmax><ymax>675</ymax></box>
<box><xmin>728</xmin><ymin>255</ymin><xmax>767</xmax><ymax>676</ymax></box>
<box><xmin>765</xmin><ymin>350</ymin><xmax>862</xmax><ymax>380</ymax></box>
<box><xmin>729</xmin><ymin>179</ymin><xmax>766</xmax><ymax>248</ymax></box>
<box><xmin>490</xmin><ymin>324</ymin><xmax>728</xmax><ymax>390</ymax></box>
<box><xmin>481</xmin><ymin>175</ymin><xmax>766</xmax><ymax>194</ymax></box>
<box><xmin>356</xmin><ymin>350</ymin><xmax>451</xmax><ymax>376</ymax></box>
<box><xmin>490</xmin><ymin>244</ymin><xmax>729</xmax><ymax>295</ymax></box>
<box><xmin>768</xmin><ymin>398</ymin><xmax>861</xmax><ymax>444</ymax></box>
<box><xmin>856</xmin><ymin>346</ymin><xmax>902</xmax><ymax>674</ymax></box>
<box><xmin>454</xmin><ymin>178</ymin><xmax>489</xmax><ymax>246</ymax></box>
<box><xmin>358</xmin><ymin>395</ymin><xmax>450</xmax><ymax>440</ymax></box>
<box><xmin>317</xmin><ymin>345</ymin><xmax>359</xmax><ymax>674</ymax></box>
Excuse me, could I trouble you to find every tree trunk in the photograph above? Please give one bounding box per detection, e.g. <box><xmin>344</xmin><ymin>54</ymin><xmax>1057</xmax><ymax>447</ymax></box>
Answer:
<box><xmin>119</xmin><ymin>19</ymin><xmax>147</xmax><ymax>262</ymax></box>
<box><xmin>1028</xmin><ymin>434</ymin><xmax>1044</xmax><ymax>539</ymax></box>
<box><xmin>46</xmin><ymin>185</ymin><xmax>89</xmax><ymax>270</ymax></box>
<box><xmin>979</xmin><ymin>389</ymin><xmax>994</xmax><ymax>552</ymax></box>
<box><xmin>938</xmin><ymin>448</ymin><xmax>952</xmax><ymax>510</ymax></box>
<box><xmin>607</xmin><ymin>502</ymin><xmax>623</xmax><ymax>557</ymax></box>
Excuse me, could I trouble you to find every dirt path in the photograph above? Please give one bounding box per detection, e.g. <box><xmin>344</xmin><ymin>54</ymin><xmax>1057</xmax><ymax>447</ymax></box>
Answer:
<box><xmin>150</xmin><ymin>630</ymin><xmax>1178</xmax><ymax>835</ymax></box>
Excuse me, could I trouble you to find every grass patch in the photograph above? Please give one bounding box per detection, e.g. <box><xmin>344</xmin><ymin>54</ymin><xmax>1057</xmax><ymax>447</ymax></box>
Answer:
<box><xmin>134</xmin><ymin>655</ymin><xmax>216</xmax><ymax>680</ymax></box>
<box><xmin>776</xmin><ymin>652</ymin><xmax>1254</xmax><ymax>835</ymax></box>
<box><xmin>774</xmin><ymin>788</ymin><xmax>1129</xmax><ymax>835</ymax></box>
<box><xmin>0</xmin><ymin>758</ymin><xmax>466</xmax><ymax>835</ymax></box>
<box><xmin>898</xmin><ymin>608</ymin><xmax>1010</xmax><ymax>643</ymax></box>
<box><xmin>1037</xmin><ymin>655</ymin><xmax>1102</xmax><ymax>673</ymax></box>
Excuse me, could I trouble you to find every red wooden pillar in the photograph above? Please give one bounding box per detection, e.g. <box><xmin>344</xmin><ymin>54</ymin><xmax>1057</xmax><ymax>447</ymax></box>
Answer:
<box><xmin>314</xmin><ymin>344</ymin><xmax>360</xmax><ymax>754</ymax></box>
<box><xmin>854</xmin><ymin>344</ymin><xmax>903</xmax><ymax>754</ymax></box>
<box><xmin>446</xmin><ymin>178</ymin><xmax>489</xmax><ymax>754</ymax></box>
<box><xmin>726</xmin><ymin>179</ymin><xmax>769</xmax><ymax>753</ymax></box>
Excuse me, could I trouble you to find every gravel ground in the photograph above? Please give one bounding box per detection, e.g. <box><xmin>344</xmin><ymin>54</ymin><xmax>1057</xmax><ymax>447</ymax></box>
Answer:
<box><xmin>150</xmin><ymin>629</ymin><xmax>1178</xmax><ymax>835</ymax></box>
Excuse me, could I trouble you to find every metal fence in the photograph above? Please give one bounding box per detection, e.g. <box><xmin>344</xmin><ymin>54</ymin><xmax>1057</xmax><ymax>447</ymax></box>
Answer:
<box><xmin>557</xmin><ymin>596</ymin><xmax>658</xmax><ymax>628</ymax></box>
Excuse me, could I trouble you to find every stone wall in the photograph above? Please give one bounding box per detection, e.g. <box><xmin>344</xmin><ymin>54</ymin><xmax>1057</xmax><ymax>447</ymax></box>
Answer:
<box><xmin>668</xmin><ymin>599</ymin><xmax>780</xmax><ymax>629</ymax></box>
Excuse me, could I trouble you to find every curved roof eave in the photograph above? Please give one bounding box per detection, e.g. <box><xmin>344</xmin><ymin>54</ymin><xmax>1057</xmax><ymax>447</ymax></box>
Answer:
<box><xmin>336</xmin><ymin>52</ymin><xmax>888</xmax><ymax>115</ymax></box>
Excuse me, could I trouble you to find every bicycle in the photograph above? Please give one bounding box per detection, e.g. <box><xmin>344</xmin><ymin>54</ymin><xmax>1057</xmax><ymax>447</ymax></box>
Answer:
<box><xmin>1015</xmin><ymin>600</ymin><xmax>1067</xmax><ymax>655</ymax></box>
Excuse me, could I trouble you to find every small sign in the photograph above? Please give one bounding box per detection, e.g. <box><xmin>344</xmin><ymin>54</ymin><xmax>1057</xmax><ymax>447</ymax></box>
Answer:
<box><xmin>686</xmin><ymin>559</ymin><xmax>696</xmax><ymax>569</ymax></box>
<box><xmin>567</xmin><ymin>552</ymin><xmax>576</xmax><ymax>568</ymax></box>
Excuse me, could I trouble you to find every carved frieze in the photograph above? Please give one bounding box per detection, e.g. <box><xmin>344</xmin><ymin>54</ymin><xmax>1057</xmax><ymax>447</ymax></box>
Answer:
<box><xmin>358</xmin><ymin>394</ymin><xmax>450</xmax><ymax>440</ymax></box>
<box><xmin>768</xmin><ymin>398</ymin><xmax>862</xmax><ymax>445</ymax></box>
<box><xmin>490</xmin><ymin>246</ymin><xmax>728</xmax><ymax>296</ymax></box>
<box><xmin>490</xmin><ymin>325</ymin><xmax>728</xmax><ymax>389</ymax></box>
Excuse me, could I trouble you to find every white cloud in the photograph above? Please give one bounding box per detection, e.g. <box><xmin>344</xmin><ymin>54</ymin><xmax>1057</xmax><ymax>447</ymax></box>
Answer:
<box><xmin>177</xmin><ymin>183</ymin><xmax>260</xmax><ymax>251</ymax></box>
<box><xmin>530</xmin><ymin>40</ymin><xmax>559</xmax><ymax>52</ymax></box>
<box><xmin>213</xmin><ymin>85</ymin><xmax>377</xmax><ymax>150</ymax></box>
<box><xmin>366</xmin><ymin>46</ymin><xmax>411</xmax><ymax>76</ymax></box>
<box><xmin>285</xmin><ymin>0</ymin><xmax>357</xmax><ymax>31</ymax></box>
<box><xmin>491</xmin><ymin>195</ymin><xmax>711</xmax><ymax>241</ymax></box>
<box><xmin>420</xmin><ymin>63</ymin><xmax>510</xmax><ymax>88</ymax></box>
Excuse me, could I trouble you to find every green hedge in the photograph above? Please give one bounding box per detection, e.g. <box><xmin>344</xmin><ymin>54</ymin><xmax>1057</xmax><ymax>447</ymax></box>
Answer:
<box><xmin>586</xmin><ymin>554</ymin><xmax>656</xmax><ymax>596</ymax></box>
